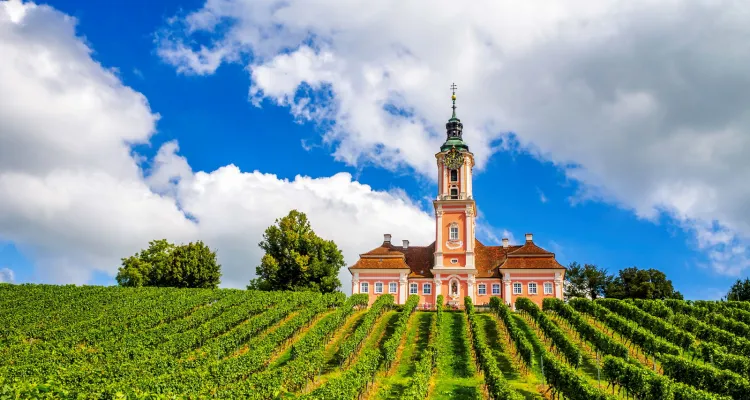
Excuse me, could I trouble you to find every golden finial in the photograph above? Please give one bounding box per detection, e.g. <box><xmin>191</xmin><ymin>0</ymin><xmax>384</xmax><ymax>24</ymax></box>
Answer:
<box><xmin>450</xmin><ymin>83</ymin><xmax>458</xmax><ymax>118</ymax></box>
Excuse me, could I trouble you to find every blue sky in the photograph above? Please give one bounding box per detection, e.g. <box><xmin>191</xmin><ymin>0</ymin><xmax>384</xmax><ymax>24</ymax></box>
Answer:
<box><xmin>1</xmin><ymin>0</ymin><xmax>748</xmax><ymax>300</ymax></box>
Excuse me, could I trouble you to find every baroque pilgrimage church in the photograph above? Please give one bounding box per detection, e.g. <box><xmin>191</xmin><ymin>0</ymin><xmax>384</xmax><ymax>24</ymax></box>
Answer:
<box><xmin>349</xmin><ymin>89</ymin><xmax>566</xmax><ymax>308</ymax></box>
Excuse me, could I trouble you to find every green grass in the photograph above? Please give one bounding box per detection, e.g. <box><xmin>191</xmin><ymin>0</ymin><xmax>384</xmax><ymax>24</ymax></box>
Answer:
<box><xmin>431</xmin><ymin>311</ymin><xmax>483</xmax><ymax>400</ymax></box>
<box><xmin>375</xmin><ymin>311</ymin><xmax>433</xmax><ymax>400</ymax></box>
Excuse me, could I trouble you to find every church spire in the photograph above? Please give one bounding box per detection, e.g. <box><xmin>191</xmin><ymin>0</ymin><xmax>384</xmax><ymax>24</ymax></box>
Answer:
<box><xmin>441</xmin><ymin>82</ymin><xmax>468</xmax><ymax>151</ymax></box>
<box><xmin>451</xmin><ymin>82</ymin><xmax>458</xmax><ymax>119</ymax></box>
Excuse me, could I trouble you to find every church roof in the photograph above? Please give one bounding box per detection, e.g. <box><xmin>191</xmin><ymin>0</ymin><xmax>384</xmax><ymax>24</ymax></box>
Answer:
<box><xmin>508</xmin><ymin>241</ymin><xmax>554</xmax><ymax>256</ymax></box>
<box><xmin>350</xmin><ymin>236</ymin><xmax>565</xmax><ymax>278</ymax></box>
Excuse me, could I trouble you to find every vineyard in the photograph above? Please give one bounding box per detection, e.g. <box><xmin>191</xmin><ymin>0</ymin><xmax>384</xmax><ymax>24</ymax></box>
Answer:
<box><xmin>0</xmin><ymin>284</ymin><xmax>748</xmax><ymax>399</ymax></box>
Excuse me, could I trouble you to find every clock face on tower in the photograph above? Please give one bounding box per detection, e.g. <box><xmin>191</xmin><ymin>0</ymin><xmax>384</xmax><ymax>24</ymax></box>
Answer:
<box><xmin>443</xmin><ymin>148</ymin><xmax>464</xmax><ymax>170</ymax></box>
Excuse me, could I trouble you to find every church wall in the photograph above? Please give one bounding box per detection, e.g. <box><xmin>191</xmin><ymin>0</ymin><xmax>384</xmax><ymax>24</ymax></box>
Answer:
<box><xmin>441</xmin><ymin>254</ymin><xmax>466</xmax><ymax>268</ymax></box>
<box><xmin>355</xmin><ymin>272</ymin><xmax>403</xmax><ymax>305</ymax></box>
<box><xmin>507</xmin><ymin>274</ymin><xmax>558</xmax><ymax>308</ymax></box>
<box><xmin>438</xmin><ymin>275</ymin><xmax>470</xmax><ymax>307</ymax></box>
<box><xmin>474</xmin><ymin>279</ymin><xmax>503</xmax><ymax>306</ymax></box>
<box><xmin>440</xmin><ymin>212</ymin><xmax>467</xmax><ymax>251</ymax></box>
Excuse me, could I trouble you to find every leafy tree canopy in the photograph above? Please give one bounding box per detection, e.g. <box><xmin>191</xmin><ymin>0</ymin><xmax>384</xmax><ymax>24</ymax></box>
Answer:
<box><xmin>604</xmin><ymin>266</ymin><xmax>682</xmax><ymax>300</ymax></box>
<box><xmin>248</xmin><ymin>210</ymin><xmax>343</xmax><ymax>293</ymax></box>
<box><xmin>564</xmin><ymin>262</ymin><xmax>612</xmax><ymax>300</ymax></box>
<box><xmin>727</xmin><ymin>278</ymin><xmax>750</xmax><ymax>301</ymax></box>
<box><xmin>116</xmin><ymin>239</ymin><xmax>221</xmax><ymax>289</ymax></box>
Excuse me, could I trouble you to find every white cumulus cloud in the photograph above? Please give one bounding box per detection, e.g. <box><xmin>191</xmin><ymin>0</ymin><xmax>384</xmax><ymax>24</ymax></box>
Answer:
<box><xmin>0</xmin><ymin>268</ymin><xmax>15</xmax><ymax>283</ymax></box>
<box><xmin>158</xmin><ymin>0</ymin><xmax>750</xmax><ymax>277</ymax></box>
<box><xmin>0</xmin><ymin>0</ymin><xmax>434</xmax><ymax>290</ymax></box>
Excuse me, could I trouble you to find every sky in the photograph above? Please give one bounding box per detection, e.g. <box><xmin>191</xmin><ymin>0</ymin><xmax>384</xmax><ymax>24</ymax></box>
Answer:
<box><xmin>1</xmin><ymin>0</ymin><xmax>749</xmax><ymax>300</ymax></box>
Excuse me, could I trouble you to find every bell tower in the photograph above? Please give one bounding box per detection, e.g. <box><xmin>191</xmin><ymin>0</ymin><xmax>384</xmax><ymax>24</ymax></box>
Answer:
<box><xmin>432</xmin><ymin>84</ymin><xmax>477</xmax><ymax>275</ymax></box>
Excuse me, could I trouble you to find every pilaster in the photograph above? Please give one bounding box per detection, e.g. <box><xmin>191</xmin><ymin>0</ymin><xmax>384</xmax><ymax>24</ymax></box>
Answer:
<box><xmin>554</xmin><ymin>271</ymin><xmax>563</xmax><ymax>300</ymax></box>
<box><xmin>352</xmin><ymin>272</ymin><xmax>360</xmax><ymax>294</ymax></box>
<box><xmin>468</xmin><ymin>274</ymin><xmax>476</xmax><ymax>303</ymax></box>
<box><xmin>399</xmin><ymin>272</ymin><xmax>408</xmax><ymax>304</ymax></box>
<box><xmin>503</xmin><ymin>272</ymin><xmax>512</xmax><ymax>306</ymax></box>
<box><xmin>434</xmin><ymin>207</ymin><xmax>444</xmax><ymax>268</ymax></box>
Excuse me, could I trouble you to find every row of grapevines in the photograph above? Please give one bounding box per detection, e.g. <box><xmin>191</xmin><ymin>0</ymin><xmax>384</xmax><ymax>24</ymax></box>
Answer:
<box><xmin>602</xmin><ymin>355</ymin><xmax>731</xmax><ymax>400</ymax></box>
<box><xmin>465</xmin><ymin>297</ymin><xmax>523</xmax><ymax>400</ymax></box>
<box><xmin>661</xmin><ymin>300</ymin><xmax>750</xmax><ymax>339</ymax></box>
<box><xmin>693</xmin><ymin>299</ymin><xmax>750</xmax><ymax>321</ymax></box>
<box><xmin>663</xmin><ymin>300</ymin><xmax>750</xmax><ymax>342</ymax></box>
<box><xmin>695</xmin><ymin>342</ymin><xmax>750</xmax><ymax>380</ymax></box>
<box><xmin>0</xmin><ymin>288</ymin><xmax>224</xmax><ymax>382</ymax></box>
<box><xmin>382</xmin><ymin>295</ymin><xmax>419</xmax><ymax>368</ymax></box>
<box><xmin>400</xmin><ymin>294</ymin><xmax>443</xmax><ymax>399</ymax></box>
<box><xmin>516</xmin><ymin>297</ymin><xmax>582</xmax><ymax>367</ymax></box>
<box><xmin>223</xmin><ymin>293</ymin><xmax>369</xmax><ymax>398</ymax></box>
<box><xmin>528</xmin><ymin>336</ymin><xmax>614</xmax><ymax>400</ymax></box>
<box><xmin>543</xmin><ymin>298</ymin><xmax>629</xmax><ymax>359</ymax></box>
<box><xmin>301</xmin><ymin>349</ymin><xmax>381</xmax><ymax>400</ymax></box>
<box><xmin>488</xmin><ymin>297</ymin><xmax>533</xmax><ymax>366</ymax></box>
<box><xmin>661</xmin><ymin>354</ymin><xmax>750</xmax><ymax>399</ymax></box>
<box><xmin>637</xmin><ymin>299</ymin><xmax>750</xmax><ymax>357</ymax></box>
<box><xmin>303</xmin><ymin>295</ymin><xmax>417</xmax><ymax>399</ymax></box>
<box><xmin>337</xmin><ymin>294</ymin><xmax>394</xmax><ymax>365</ymax></box>
<box><xmin>131</xmin><ymin>292</ymin><xmax>336</xmax><ymax>394</ymax></box>
<box><xmin>161</xmin><ymin>292</ymin><xmax>304</xmax><ymax>357</ymax></box>
<box><xmin>597</xmin><ymin>299</ymin><xmax>694</xmax><ymax>351</ymax></box>
<box><xmin>203</xmin><ymin>293</ymin><xmax>342</xmax><ymax>388</ymax></box>
<box><xmin>569</xmin><ymin>298</ymin><xmax>680</xmax><ymax>356</ymax></box>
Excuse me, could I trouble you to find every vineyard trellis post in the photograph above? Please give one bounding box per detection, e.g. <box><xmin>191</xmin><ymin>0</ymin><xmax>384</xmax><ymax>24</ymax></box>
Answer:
<box><xmin>540</xmin><ymin>353</ymin><xmax>544</xmax><ymax>386</ymax></box>
<box><xmin>596</xmin><ymin>350</ymin><xmax>602</xmax><ymax>389</ymax></box>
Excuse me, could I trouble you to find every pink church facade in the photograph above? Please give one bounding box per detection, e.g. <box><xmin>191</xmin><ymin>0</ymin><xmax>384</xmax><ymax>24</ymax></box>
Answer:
<box><xmin>349</xmin><ymin>91</ymin><xmax>565</xmax><ymax>308</ymax></box>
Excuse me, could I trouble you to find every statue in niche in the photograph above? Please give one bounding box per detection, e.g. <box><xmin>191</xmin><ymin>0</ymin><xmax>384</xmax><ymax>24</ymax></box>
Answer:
<box><xmin>451</xmin><ymin>281</ymin><xmax>458</xmax><ymax>296</ymax></box>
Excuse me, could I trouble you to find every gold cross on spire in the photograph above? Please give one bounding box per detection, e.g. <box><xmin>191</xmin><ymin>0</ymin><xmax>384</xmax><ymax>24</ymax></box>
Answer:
<box><xmin>450</xmin><ymin>83</ymin><xmax>458</xmax><ymax>118</ymax></box>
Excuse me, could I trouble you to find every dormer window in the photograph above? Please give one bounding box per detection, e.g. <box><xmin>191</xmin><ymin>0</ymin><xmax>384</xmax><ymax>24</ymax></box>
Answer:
<box><xmin>449</xmin><ymin>223</ymin><xmax>459</xmax><ymax>240</ymax></box>
<box><xmin>450</xmin><ymin>169</ymin><xmax>458</xmax><ymax>182</ymax></box>
<box><xmin>450</xmin><ymin>187</ymin><xmax>458</xmax><ymax>199</ymax></box>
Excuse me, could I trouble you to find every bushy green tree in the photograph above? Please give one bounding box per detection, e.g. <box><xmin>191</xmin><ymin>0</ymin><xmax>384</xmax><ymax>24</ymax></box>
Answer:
<box><xmin>727</xmin><ymin>278</ymin><xmax>750</xmax><ymax>301</ymax></box>
<box><xmin>248</xmin><ymin>210</ymin><xmax>343</xmax><ymax>293</ymax></box>
<box><xmin>116</xmin><ymin>239</ymin><xmax>221</xmax><ymax>288</ymax></box>
<box><xmin>564</xmin><ymin>262</ymin><xmax>612</xmax><ymax>300</ymax></box>
<box><xmin>604</xmin><ymin>266</ymin><xmax>682</xmax><ymax>300</ymax></box>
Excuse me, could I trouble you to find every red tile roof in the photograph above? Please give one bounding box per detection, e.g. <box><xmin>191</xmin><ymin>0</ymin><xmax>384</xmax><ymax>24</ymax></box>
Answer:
<box><xmin>499</xmin><ymin>257</ymin><xmax>566</xmax><ymax>269</ymax></box>
<box><xmin>350</xmin><ymin>238</ymin><xmax>565</xmax><ymax>277</ymax></box>
<box><xmin>508</xmin><ymin>241</ymin><xmax>554</xmax><ymax>256</ymax></box>
<box><xmin>350</xmin><ymin>258</ymin><xmax>410</xmax><ymax>270</ymax></box>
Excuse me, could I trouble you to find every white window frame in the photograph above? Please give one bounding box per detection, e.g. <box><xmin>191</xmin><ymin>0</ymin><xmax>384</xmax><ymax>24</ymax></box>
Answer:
<box><xmin>361</xmin><ymin>282</ymin><xmax>369</xmax><ymax>293</ymax></box>
<box><xmin>450</xmin><ymin>169</ymin><xmax>458</xmax><ymax>182</ymax></box>
<box><xmin>450</xmin><ymin>187</ymin><xmax>458</xmax><ymax>199</ymax></box>
<box><xmin>423</xmin><ymin>283</ymin><xmax>432</xmax><ymax>295</ymax></box>
<box><xmin>528</xmin><ymin>282</ymin><xmax>538</xmax><ymax>295</ymax></box>
<box><xmin>492</xmin><ymin>284</ymin><xmax>501</xmax><ymax>295</ymax></box>
<box><xmin>513</xmin><ymin>282</ymin><xmax>522</xmax><ymax>294</ymax></box>
<box><xmin>449</xmin><ymin>223</ymin><xmax>459</xmax><ymax>240</ymax></box>
<box><xmin>410</xmin><ymin>283</ymin><xmax>418</xmax><ymax>295</ymax></box>
<box><xmin>389</xmin><ymin>282</ymin><xmax>398</xmax><ymax>294</ymax></box>
<box><xmin>478</xmin><ymin>284</ymin><xmax>486</xmax><ymax>295</ymax></box>
<box><xmin>544</xmin><ymin>282</ymin><xmax>553</xmax><ymax>295</ymax></box>
<box><xmin>374</xmin><ymin>282</ymin><xmax>383</xmax><ymax>294</ymax></box>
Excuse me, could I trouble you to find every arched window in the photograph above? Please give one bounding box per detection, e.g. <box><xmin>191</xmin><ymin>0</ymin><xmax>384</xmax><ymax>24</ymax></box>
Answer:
<box><xmin>450</xmin><ymin>169</ymin><xmax>458</xmax><ymax>182</ymax></box>
<box><xmin>449</xmin><ymin>223</ymin><xmax>459</xmax><ymax>240</ymax></box>
<box><xmin>450</xmin><ymin>187</ymin><xmax>458</xmax><ymax>199</ymax></box>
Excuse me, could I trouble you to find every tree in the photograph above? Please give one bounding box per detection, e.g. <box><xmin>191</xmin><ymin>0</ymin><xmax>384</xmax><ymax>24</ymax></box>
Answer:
<box><xmin>116</xmin><ymin>239</ymin><xmax>221</xmax><ymax>289</ymax></box>
<box><xmin>727</xmin><ymin>278</ymin><xmax>750</xmax><ymax>301</ymax></box>
<box><xmin>248</xmin><ymin>210</ymin><xmax>343</xmax><ymax>293</ymax></box>
<box><xmin>564</xmin><ymin>262</ymin><xmax>612</xmax><ymax>300</ymax></box>
<box><xmin>604</xmin><ymin>266</ymin><xmax>682</xmax><ymax>300</ymax></box>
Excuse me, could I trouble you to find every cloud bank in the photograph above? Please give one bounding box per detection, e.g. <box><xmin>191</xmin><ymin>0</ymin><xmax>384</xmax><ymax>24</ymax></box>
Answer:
<box><xmin>0</xmin><ymin>0</ymin><xmax>434</xmax><ymax>289</ymax></box>
<box><xmin>158</xmin><ymin>0</ymin><xmax>750</xmax><ymax>276</ymax></box>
